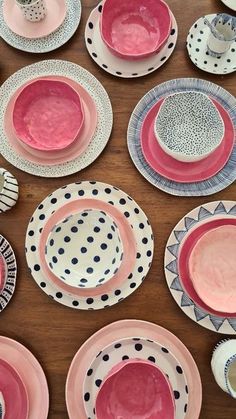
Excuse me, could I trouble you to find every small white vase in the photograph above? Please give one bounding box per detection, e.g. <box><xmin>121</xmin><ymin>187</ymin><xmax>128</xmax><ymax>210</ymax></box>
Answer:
<box><xmin>211</xmin><ymin>339</ymin><xmax>236</xmax><ymax>398</ymax></box>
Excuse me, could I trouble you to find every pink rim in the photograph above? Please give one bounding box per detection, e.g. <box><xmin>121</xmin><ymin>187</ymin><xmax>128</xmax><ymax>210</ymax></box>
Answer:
<box><xmin>65</xmin><ymin>319</ymin><xmax>202</xmax><ymax>419</ymax></box>
<box><xmin>39</xmin><ymin>198</ymin><xmax>137</xmax><ymax>297</ymax></box>
<box><xmin>141</xmin><ymin>97</ymin><xmax>234</xmax><ymax>183</ymax></box>
<box><xmin>0</xmin><ymin>256</ymin><xmax>5</xmax><ymax>291</ymax></box>
<box><xmin>4</xmin><ymin>76</ymin><xmax>97</xmax><ymax>165</ymax></box>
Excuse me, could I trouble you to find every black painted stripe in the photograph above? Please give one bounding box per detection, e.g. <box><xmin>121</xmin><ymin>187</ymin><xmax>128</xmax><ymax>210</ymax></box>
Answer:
<box><xmin>4</xmin><ymin>186</ymin><xmax>18</xmax><ymax>194</ymax></box>
<box><xmin>0</xmin><ymin>193</ymin><xmax>17</xmax><ymax>202</ymax></box>
<box><xmin>0</xmin><ymin>200</ymin><xmax>11</xmax><ymax>208</ymax></box>
<box><xmin>0</xmin><ymin>294</ymin><xmax>9</xmax><ymax>303</ymax></box>
<box><xmin>4</xmin><ymin>288</ymin><xmax>13</xmax><ymax>296</ymax></box>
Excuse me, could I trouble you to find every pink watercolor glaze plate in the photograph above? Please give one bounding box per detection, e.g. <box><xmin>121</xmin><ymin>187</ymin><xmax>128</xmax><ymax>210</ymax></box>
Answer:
<box><xmin>39</xmin><ymin>198</ymin><xmax>137</xmax><ymax>297</ymax></box>
<box><xmin>0</xmin><ymin>358</ymin><xmax>29</xmax><ymax>419</ymax></box>
<box><xmin>3</xmin><ymin>0</ymin><xmax>67</xmax><ymax>39</ymax></box>
<box><xmin>66</xmin><ymin>319</ymin><xmax>202</xmax><ymax>419</ymax></box>
<box><xmin>141</xmin><ymin>97</ymin><xmax>234</xmax><ymax>183</ymax></box>
<box><xmin>13</xmin><ymin>79</ymin><xmax>84</xmax><ymax>151</ymax></box>
<box><xmin>4</xmin><ymin>75</ymin><xmax>97</xmax><ymax>165</ymax></box>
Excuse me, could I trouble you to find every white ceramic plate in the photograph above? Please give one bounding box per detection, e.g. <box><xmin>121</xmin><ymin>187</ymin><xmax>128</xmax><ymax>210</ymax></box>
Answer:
<box><xmin>0</xmin><ymin>234</ymin><xmax>17</xmax><ymax>313</ymax></box>
<box><xmin>221</xmin><ymin>0</ymin><xmax>236</xmax><ymax>11</ymax></box>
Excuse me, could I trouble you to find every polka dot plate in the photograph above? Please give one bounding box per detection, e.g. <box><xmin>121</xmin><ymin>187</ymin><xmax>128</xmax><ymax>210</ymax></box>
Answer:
<box><xmin>25</xmin><ymin>182</ymin><xmax>154</xmax><ymax>310</ymax></box>
<box><xmin>187</xmin><ymin>14</ymin><xmax>236</xmax><ymax>75</ymax></box>
<box><xmin>0</xmin><ymin>234</ymin><xmax>17</xmax><ymax>313</ymax></box>
<box><xmin>0</xmin><ymin>60</ymin><xmax>113</xmax><ymax>177</ymax></box>
<box><xmin>66</xmin><ymin>319</ymin><xmax>202</xmax><ymax>419</ymax></box>
<box><xmin>85</xmin><ymin>2</ymin><xmax>178</xmax><ymax>78</ymax></box>
<box><xmin>0</xmin><ymin>0</ymin><xmax>81</xmax><ymax>53</ymax></box>
<box><xmin>83</xmin><ymin>337</ymin><xmax>188</xmax><ymax>419</ymax></box>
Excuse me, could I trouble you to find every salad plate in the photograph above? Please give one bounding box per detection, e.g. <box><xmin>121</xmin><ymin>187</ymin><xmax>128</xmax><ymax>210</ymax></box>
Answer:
<box><xmin>0</xmin><ymin>234</ymin><xmax>17</xmax><ymax>313</ymax></box>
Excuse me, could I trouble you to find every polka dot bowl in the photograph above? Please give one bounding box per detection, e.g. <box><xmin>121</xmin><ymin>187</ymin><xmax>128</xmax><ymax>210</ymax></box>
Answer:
<box><xmin>45</xmin><ymin>209</ymin><xmax>124</xmax><ymax>289</ymax></box>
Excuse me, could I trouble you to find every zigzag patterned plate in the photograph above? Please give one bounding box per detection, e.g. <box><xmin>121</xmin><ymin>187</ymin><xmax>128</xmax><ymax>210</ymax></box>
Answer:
<box><xmin>0</xmin><ymin>234</ymin><xmax>17</xmax><ymax>312</ymax></box>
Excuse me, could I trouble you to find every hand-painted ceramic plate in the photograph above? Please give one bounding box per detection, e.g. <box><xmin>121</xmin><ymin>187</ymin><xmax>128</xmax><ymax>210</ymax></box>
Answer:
<box><xmin>83</xmin><ymin>337</ymin><xmax>188</xmax><ymax>419</ymax></box>
<box><xmin>85</xmin><ymin>2</ymin><xmax>178</xmax><ymax>78</ymax></box>
<box><xmin>0</xmin><ymin>336</ymin><xmax>49</xmax><ymax>419</ymax></box>
<box><xmin>0</xmin><ymin>0</ymin><xmax>81</xmax><ymax>53</ymax></box>
<box><xmin>141</xmin><ymin>95</ymin><xmax>234</xmax><ymax>183</ymax></box>
<box><xmin>0</xmin><ymin>60</ymin><xmax>112</xmax><ymax>177</ymax></box>
<box><xmin>221</xmin><ymin>0</ymin><xmax>236</xmax><ymax>11</ymax></box>
<box><xmin>25</xmin><ymin>182</ymin><xmax>154</xmax><ymax>310</ymax></box>
<box><xmin>3</xmin><ymin>0</ymin><xmax>66</xmax><ymax>39</ymax></box>
<box><xmin>66</xmin><ymin>319</ymin><xmax>202</xmax><ymax>419</ymax></box>
<box><xmin>128</xmin><ymin>78</ymin><xmax>236</xmax><ymax>196</ymax></box>
<box><xmin>187</xmin><ymin>14</ymin><xmax>236</xmax><ymax>75</ymax></box>
<box><xmin>165</xmin><ymin>200</ymin><xmax>236</xmax><ymax>333</ymax></box>
<box><xmin>0</xmin><ymin>235</ymin><xmax>17</xmax><ymax>313</ymax></box>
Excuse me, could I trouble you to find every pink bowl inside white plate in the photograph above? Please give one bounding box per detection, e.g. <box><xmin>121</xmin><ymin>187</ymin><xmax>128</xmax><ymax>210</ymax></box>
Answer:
<box><xmin>100</xmin><ymin>0</ymin><xmax>171</xmax><ymax>60</ymax></box>
<box><xmin>95</xmin><ymin>358</ymin><xmax>175</xmax><ymax>419</ymax></box>
<box><xmin>12</xmin><ymin>79</ymin><xmax>84</xmax><ymax>151</ymax></box>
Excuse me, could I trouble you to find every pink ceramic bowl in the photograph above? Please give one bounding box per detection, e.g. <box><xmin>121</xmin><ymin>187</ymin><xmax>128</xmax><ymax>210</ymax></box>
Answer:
<box><xmin>95</xmin><ymin>358</ymin><xmax>175</xmax><ymax>419</ymax></box>
<box><xmin>100</xmin><ymin>0</ymin><xmax>171</xmax><ymax>60</ymax></box>
<box><xmin>12</xmin><ymin>79</ymin><xmax>84</xmax><ymax>151</ymax></box>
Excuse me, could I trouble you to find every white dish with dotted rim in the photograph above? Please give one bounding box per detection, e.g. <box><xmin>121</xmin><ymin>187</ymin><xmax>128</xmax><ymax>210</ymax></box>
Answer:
<box><xmin>0</xmin><ymin>0</ymin><xmax>81</xmax><ymax>53</ymax></box>
<box><xmin>0</xmin><ymin>235</ymin><xmax>17</xmax><ymax>313</ymax></box>
<box><xmin>221</xmin><ymin>0</ymin><xmax>236</xmax><ymax>11</ymax></box>
<box><xmin>83</xmin><ymin>337</ymin><xmax>188</xmax><ymax>419</ymax></box>
<box><xmin>25</xmin><ymin>181</ymin><xmax>154</xmax><ymax>310</ymax></box>
<box><xmin>0</xmin><ymin>60</ymin><xmax>113</xmax><ymax>178</ymax></box>
<box><xmin>85</xmin><ymin>1</ymin><xmax>178</xmax><ymax>78</ymax></box>
<box><xmin>186</xmin><ymin>14</ymin><xmax>236</xmax><ymax>75</ymax></box>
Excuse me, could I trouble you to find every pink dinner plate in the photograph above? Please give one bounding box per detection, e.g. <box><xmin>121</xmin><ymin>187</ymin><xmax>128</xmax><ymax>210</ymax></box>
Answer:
<box><xmin>0</xmin><ymin>336</ymin><xmax>49</xmax><ymax>419</ymax></box>
<box><xmin>141</xmin><ymin>97</ymin><xmax>234</xmax><ymax>183</ymax></box>
<box><xmin>66</xmin><ymin>319</ymin><xmax>202</xmax><ymax>419</ymax></box>
<box><xmin>39</xmin><ymin>198</ymin><xmax>137</xmax><ymax>297</ymax></box>
<box><xmin>178</xmin><ymin>218</ymin><xmax>236</xmax><ymax>318</ymax></box>
<box><xmin>0</xmin><ymin>358</ymin><xmax>29</xmax><ymax>419</ymax></box>
<box><xmin>3</xmin><ymin>0</ymin><xmax>66</xmax><ymax>39</ymax></box>
<box><xmin>4</xmin><ymin>75</ymin><xmax>97</xmax><ymax>165</ymax></box>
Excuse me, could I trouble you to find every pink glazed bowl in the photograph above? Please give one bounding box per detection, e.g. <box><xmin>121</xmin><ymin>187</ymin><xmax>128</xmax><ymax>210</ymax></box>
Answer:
<box><xmin>100</xmin><ymin>0</ymin><xmax>171</xmax><ymax>60</ymax></box>
<box><xmin>12</xmin><ymin>79</ymin><xmax>84</xmax><ymax>151</ymax></box>
<box><xmin>95</xmin><ymin>358</ymin><xmax>175</xmax><ymax>419</ymax></box>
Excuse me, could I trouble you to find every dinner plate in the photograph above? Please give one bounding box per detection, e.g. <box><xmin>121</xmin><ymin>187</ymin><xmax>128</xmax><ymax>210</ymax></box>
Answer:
<box><xmin>0</xmin><ymin>60</ymin><xmax>112</xmax><ymax>177</ymax></box>
<box><xmin>66</xmin><ymin>319</ymin><xmax>202</xmax><ymax>419</ymax></box>
<box><xmin>141</xmin><ymin>95</ymin><xmax>234</xmax><ymax>183</ymax></box>
<box><xmin>221</xmin><ymin>0</ymin><xmax>236</xmax><ymax>11</ymax></box>
<box><xmin>165</xmin><ymin>200</ymin><xmax>236</xmax><ymax>333</ymax></box>
<box><xmin>85</xmin><ymin>2</ymin><xmax>178</xmax><ymax>78</ymax></box>
<box><xmin>0</xmin><ymin>235</ymin><xmax>17</xmax><ymax>313</ymax></box>
<box><xmin>128</xmin><ymin>78</ymin><xmax>236</xmax><ymax>196</ymax></box>
<box><xmin>25</xmin><ymin>182</ymin><xmax>154</xmax><ymax>310</ymax></box>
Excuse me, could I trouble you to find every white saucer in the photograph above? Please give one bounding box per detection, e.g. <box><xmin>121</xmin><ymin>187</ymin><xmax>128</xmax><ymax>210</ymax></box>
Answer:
<box><xmin>221</xmin><ymin>0</ymin><xmax>236</xmax><ymax>11</ymax></box>
<box><xmin>187</xmin><ymin>14</ymin><xmax>236</xmax><ymax>75</ymax></box>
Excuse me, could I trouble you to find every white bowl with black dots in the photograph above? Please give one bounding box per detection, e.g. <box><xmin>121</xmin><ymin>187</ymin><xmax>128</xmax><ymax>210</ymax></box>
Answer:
<box><xmin>83</xmin><ymin>337</ymin><xmax>188</xmax><ymax>419</ymax></box>
<box><xmin>154</xmin><ymin>91</ymin><xmax>225</xmax><ymax>162</ymax></box>
<box><xmin>45</xmin><ymin>210</ymin><xmax>124</xmax><ymax>289</ymax></box>
<box><xmin>0</xmin><ymin>168</ymin><xmax>19</xmax><ymax>213</ymax></box>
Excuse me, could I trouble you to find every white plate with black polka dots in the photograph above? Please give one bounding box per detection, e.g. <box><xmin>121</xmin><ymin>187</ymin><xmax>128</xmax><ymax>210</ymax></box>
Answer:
<box><xmin>221</xmin><ymin>0</ymin><xmax>236</xmax><ymax>11</ymax></box>
<box><xmin>25</xmin><ymin>181</ymin><xmax>154</xmax><ymax>310</ymax></box>
<box><xmin>85</xmin><ymin>2</ymin><xmax>178</xmax><ymax>78</ymax></box>
<box><xmin>83</xmin><ymin>337</ymin><xmax>188</xmax><ymax>419</ymax></box>
<box><xmin>187</xmin><ymin>14</ymin><xmax>236</xmax><ymax>75</ymax></box>
<box><xmin>0</xmin><ymin>234</ymin><xmax>17</xmax><ymax>313</ymax></box>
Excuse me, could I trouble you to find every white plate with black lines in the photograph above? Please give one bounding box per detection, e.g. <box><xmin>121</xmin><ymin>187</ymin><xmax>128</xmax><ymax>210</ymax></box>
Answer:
<box><xmin>25</xmin><ymin>181</ymin><xmax>154</xmax><ymax>310</ymax></box>
<box><xmin>187</xmin><ymin>14</ymin><xmax>236</xmax><ymax>75</ymax></box>
<box><xmin>0</xmin><ymin>235</ymin><xmax>17</xmax><ymax>312</ymax></box>
<box><xmin>85</xmin><ymin>2</ymin><xmax>178</xmax><ymax>78</ymax></box>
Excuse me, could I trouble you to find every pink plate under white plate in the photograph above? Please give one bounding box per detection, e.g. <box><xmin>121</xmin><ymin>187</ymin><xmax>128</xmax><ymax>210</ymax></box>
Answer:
<box><xmin>0</xmin><ymin>257</ymin><xmax>5</xmax><ymax>291</ymax></box>
<box><xmin>0</xmin><ymin>358</ymin><xmax>29</xmax><ymax>419</ymax></box>
<box><xmin>141</xmin><ymin>97</ymin><xmax>234</xmax><ymax>183</ymax></box>
<box><xmin>3</xmin><ymin>0</ymin><xmax>67</xmax><ymax>39</ymax></box>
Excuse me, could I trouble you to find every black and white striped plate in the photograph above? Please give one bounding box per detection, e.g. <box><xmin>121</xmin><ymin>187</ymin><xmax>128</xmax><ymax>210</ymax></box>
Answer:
<box><xmin>0</xmin><ymin>235</ymin><xmax>17</xmax><ymax>312</ymax></box>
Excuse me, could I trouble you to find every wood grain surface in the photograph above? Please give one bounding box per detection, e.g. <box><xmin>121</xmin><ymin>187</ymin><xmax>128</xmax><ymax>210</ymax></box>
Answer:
<box><xmin>0</xmin><ymin>0</ymin><xmax>236</xmax><ymax>417</ymax></box>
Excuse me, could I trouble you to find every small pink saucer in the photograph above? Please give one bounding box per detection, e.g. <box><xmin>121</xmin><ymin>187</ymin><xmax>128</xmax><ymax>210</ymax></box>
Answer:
<box><xmin>3</xmin><ymin>0</ymin><xmax>66</xmax><ymax>39</ymax></box>
<box><xmin>141</xmin><ymin>97</ymin><xmax>234</xmax><ymax>183</ymax></box>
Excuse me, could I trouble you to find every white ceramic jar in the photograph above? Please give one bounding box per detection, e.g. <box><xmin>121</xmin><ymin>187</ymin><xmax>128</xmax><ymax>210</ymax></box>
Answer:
<box><xmin>211</xmin><ymin>339</ymin><xmax>236</xmax><ymax>398</ymax></box>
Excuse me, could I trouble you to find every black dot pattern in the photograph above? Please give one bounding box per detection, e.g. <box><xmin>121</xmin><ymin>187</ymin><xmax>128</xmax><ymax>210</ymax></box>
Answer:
<box><xmin>18</xmin><ymin>0</ymin><xmax>47</xmax><ymax>22</ymax></box>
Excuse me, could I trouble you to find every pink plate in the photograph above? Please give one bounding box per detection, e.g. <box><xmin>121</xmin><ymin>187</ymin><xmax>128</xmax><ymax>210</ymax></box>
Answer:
<box><xmin>3</xmin><ymin>0</ymin><xmax>66</xmax><ymax>39</ymax></box>
<box><xmin>0</xmin><ymin>358</ymin><xmax>29</xmax><ymax>419</ymax></box>
<box><xmin>101</xmin><ymin>0</ymin><xmax>171</xmax><ymax>60</ymax></box>
<box><xmin>0</xmin><ymin>257</ymin><xmax>5</xmax><ymax>291</ymax></box>
<box><xmin>141</xmin><ymin>97</ymin><xmax>234</xmax><ymax>183</ymax></box>
<box><xmin>39</xmin><ymin>198</ymin><xmax>137</xmax><ymax>297</ymax></box>
<box><xmin>66</xmin><ymin>319</ymin><xmax>202</xmax><ymax>419</ymax></box>
<box><xmin>0</xmin><ymin>336</ymin><xmax>49</xmax><ymax>419</ymax></box>
<box><xmin>95</xmin><ymin>358</ymin><xmax>175</xmax><ymax>419</ymax></box>
<box><xmin>178</xmin><ymin>218</ymin><xmax>236</xmax><ymax>318</ymax></box>
<box><xmin>13</xmin><ymin>79</ymin><xmax>84</xmax><ymax>151</ymax></box>
<box><xmin>4</xmin><ymin>76</ymin><xmax>97</xmax><ymax>165</ymax></box>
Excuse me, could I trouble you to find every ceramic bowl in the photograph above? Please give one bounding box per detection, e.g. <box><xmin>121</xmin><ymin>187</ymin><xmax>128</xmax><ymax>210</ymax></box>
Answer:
<box><xmin>100</xmin><ymin>0</ymin><xmax>171</xmax><ymax>60</ymax></box>
<box><xmin>154</xmin><ymin>91</ymin><xmax>225</xmax><ymax>162</ymax></box>
<box><xmin>0</xmin><ymin>168</ymin><xmax>19</xmax><ymax>213</ymax></box>
<box><xmin>45</xmin><ymin>209</ymin><xmax>124</xmax><ymax>289</ymax></box>
<box><xmin>13</xmin><ymin>79</ymin><xmax>84</xmax><ymax>151</ymax></box>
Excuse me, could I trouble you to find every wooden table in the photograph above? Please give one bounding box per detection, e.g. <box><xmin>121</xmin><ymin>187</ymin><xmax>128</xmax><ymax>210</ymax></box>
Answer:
<box><xmin>0</xmin><ymin>0</ymin><xmax>235</xmax><ymax>417</ymax></box>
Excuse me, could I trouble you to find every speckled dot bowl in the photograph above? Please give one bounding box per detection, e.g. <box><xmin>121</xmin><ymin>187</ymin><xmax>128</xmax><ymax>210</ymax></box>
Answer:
<box><xmin>154</xmin><ymin>91</ymin><xmax>225</xmax><ymax>162</ymax></box>
<box><xmin>45</xmin><ymin>209</ymin><xmax>124</xmax><ymax>289</ymax></box>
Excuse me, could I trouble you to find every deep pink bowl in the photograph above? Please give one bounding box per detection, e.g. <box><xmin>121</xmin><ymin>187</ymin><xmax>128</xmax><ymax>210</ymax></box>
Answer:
<box><xmin>95</xmin><ymin>358</ymin><xmax>175</xmax><ymax>419</ymax></box>
<box><xmin>13</xmin><ymin>79</ymin><xmax>84</xmax><ymax>151</ymax></box>
<box><xmin>100</xmin><ymin>0</ymin><xmax>171</xmax><ymax>60</ymax></box>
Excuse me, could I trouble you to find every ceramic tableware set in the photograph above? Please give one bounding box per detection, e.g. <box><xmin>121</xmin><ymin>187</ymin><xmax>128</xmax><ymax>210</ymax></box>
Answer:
<box><xmin>0</xmin><ymin>0</ymin><xmax>235</xmax><ymax>418</ymax></box>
